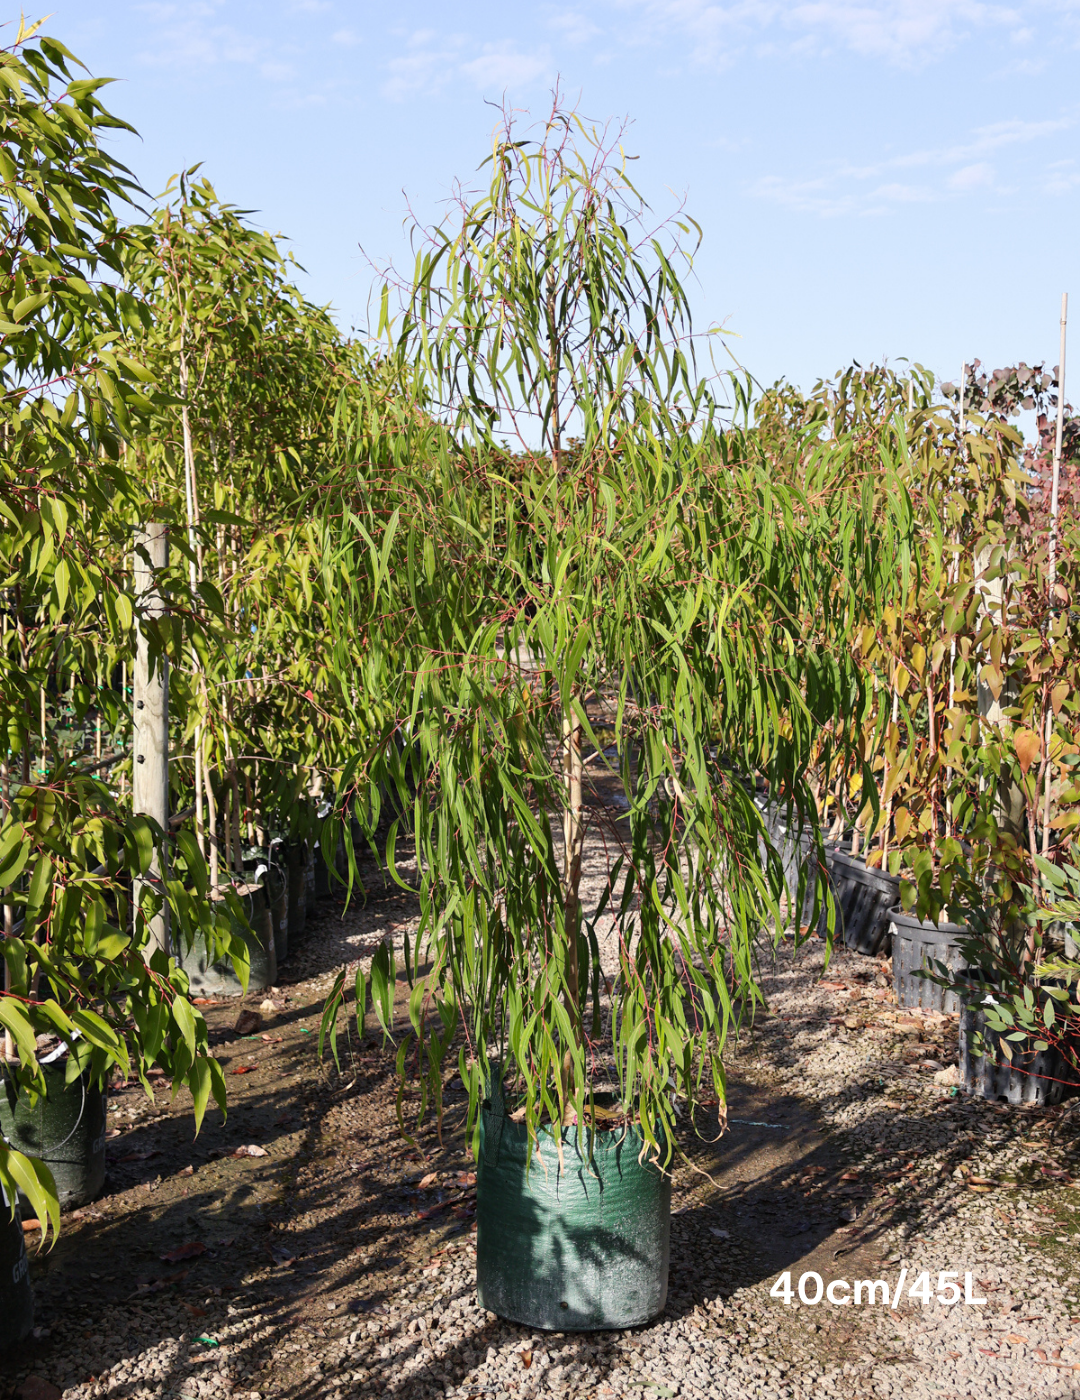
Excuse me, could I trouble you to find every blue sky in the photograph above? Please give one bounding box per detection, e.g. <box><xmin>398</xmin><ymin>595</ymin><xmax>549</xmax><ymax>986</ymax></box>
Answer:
<box><xmin>57</xmin><ymin>2</ymin><xmax>1080</xmax><ymax>401</ymax></box>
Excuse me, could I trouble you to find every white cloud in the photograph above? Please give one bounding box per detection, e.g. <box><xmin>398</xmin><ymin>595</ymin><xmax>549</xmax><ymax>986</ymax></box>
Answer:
<box><xmin>332</xmin><ymin>28</ymin><xmax>361</xmax><ymax>47</ymax></box>
<box><xmin>1045</xmin><ymin>160</ymin><xmax>1080</xmax><ymax>194</ymax></box>
<box><xmin>948</xmin><ymin>160</ymin><xmax>995</xmax><ymax>189</ymax></box>
<box><xmin>459</xmin><ymin>44</ymin><xmax>552</xmax><ymax>90</ymax></box>
<box><xmin>614</xmin><ymin>0</ymin><xmax>1026</xmax><ymax>68</ymax></box>
<box><xmin>382</xmin><ymin>32</ymin><xmax>551</xmax><ymax>99</ymax></box>
<box><xmin>869</xmin><ymin>180</ymin><xmax>936</xmax><ymax>201</ymax></box>
<box><xmin>547</xmin><ymin>9</ymin><xmax>605</xmax><ymax>44</ymax></box>
<box><xmin>752</xmin><ymin>111</ymin><xmax>1070</xmax><ymax>215</ymax></box>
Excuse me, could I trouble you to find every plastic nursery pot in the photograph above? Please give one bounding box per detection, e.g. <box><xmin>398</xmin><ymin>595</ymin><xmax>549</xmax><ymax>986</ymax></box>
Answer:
<box><xmin>248</xmin><ymin>848</ymin><xmax>289</xmax><ymax>966</ymax></box>
<box><xmin>0</xmin><ymin>1189</ymin><xmax>33</xmax><ymax>1351</ymax></box>
<box><xmin>0</xmin><ymin>1058</ymin><xmax>107</xmax><ymax>1211</ymax></box>
<box><xmin>177</xmin><ymin>881</ymin><xmax>277</xmax><ymax>998</ymax></box>
<box><xmin>958</xmin><ymin>977</ymin><xmax>1067</xmax><ymax>1107</ymax></box>
<box><xmin>312</xmin><ymin>834</ymin><xmax>348</xmax><ymax>902</ymax></box>
<box><xmin>817</xmin><ymin>849</ymin><xmax>899</xmax><ymax>957</ymax></box>
<box><xmin>284</xmin><ymin>840</ymin><xmax>310</xmax><ymax>943</ymax></box>
<box><xmin>476</xmin><ymin>1100</ymin><xmax>671</xmax><ymax>1331</ymax></box>
<box><xmin>889</xmin><ymin>908</ymin><xmax>968</xmax><ymax>1014</ymax></box>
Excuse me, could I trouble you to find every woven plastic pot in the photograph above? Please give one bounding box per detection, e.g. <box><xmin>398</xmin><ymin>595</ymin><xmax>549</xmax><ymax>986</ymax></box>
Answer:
<box><xmin>959</xmin><ymin>981</ymin><xmax>1066</xmax><ymax>1106</ymax></box>
<box><xmin>476</xmin><ymin>1101</ymin><xmax>670</xmax><ymax>1331</ymax></box>
<box><xmin>0</xmin><ymin>1191</ymin><xmax>33</xmax><ymax>1350</ymax></box>
<box><xmin>284</xmin><ymin>841</ymin><xmax>310</xmax><ymax>942</ymax></box>
<box><xmin>818</xmin><ymin>850</ymin><xmax>899</xmax><ymax>957</ymax></box>
<box><xmin>177</xmin><ymin>882</ymin><xmax>276</xmax><ymax>997</ymax></box>
<box><xmin>889</xmin><ymin>908</ymin><xmax>967</xmax><ymax>1013</ymax></box>
<box><xmin>0</xmin><ymin>1059</ymin><xmax>106</xmax><ymax>1210</ymax></box>
<box><xmin>752</xmin><ymin>800</ymin><xmax>820</xmax><ymax>926</ymax></box>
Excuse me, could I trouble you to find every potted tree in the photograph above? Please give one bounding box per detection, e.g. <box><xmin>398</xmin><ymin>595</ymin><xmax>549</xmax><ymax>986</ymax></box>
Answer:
<box><xmin>321</xmin><ymin>101</ymin><xmax>913</xmax><ymax>1329</ymax></box>
<box><xmin>0</xmin><ymin>22</ymin><xmax>245</xmax><ymax>1344</ymax></box>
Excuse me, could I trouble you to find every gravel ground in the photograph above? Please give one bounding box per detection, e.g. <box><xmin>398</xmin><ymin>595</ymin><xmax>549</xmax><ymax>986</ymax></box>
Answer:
<box><xmin>5</xmin><ymin>807</ymin><xmax>1080</xmax><ymax>1400</ymax></box>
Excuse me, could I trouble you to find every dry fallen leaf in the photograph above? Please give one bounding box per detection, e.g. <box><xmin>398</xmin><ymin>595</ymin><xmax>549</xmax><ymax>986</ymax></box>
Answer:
<box><xmin>177</xmin><ymin>1165</ymin><xmax>194</xmax><ymax>1178</ymax></box>
<box><xmin>161</xmin><ymin>1241</ymin><xmax>207</xmax><ymax>1263</ymax></box>
<box><xmin>1005</xmin><ymin>1334</ymin><xmax>1030</xmax><ymax>1345</ymax></box>
<box><xmin>230</xmin><ymin>1065</ymin><xmax>257</xmax><ymax>1076</ymax></box>
<box><xmin>520</xmin><ymin>1351</ymin><xmax>533</xmax><ymax>1370</ymax></box>
<box><xmin>184</xmin><ymin>1305</ymin><xmax>208</xmax><ymax>1318</ymax></box>
<box><xmin>232</xmin><ymin>1144</ymin><xmax>268</xmax><ymax>1158</ymax></box>
<box><xmin>418</xmin><ymin>1172</ymin><xmax>438</xmax><ymax>1189</ymax></box>
<box><xmin>117</xmin><ymin>1149</ymin><xmax>161</xmax><ymax>1163</ymax></box>
<box><xmin>233</xmin><ymin>1009</ymin><xmax>262</xmax><ymax>1036</ymax></box>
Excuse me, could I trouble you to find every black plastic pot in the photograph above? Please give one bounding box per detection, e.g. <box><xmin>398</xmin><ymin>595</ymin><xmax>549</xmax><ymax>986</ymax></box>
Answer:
<box><xmin>889</xmin><ymin>908</ymin><xmax>968</xmax><ymax>1013</ymax></box>
<box><xmin>312</xmin><ymin>833</ymin><xmax>348</xmax><ymax>902</ymax></box>
<box><xmin>284</xmin><ymin>840</ymin><xmax>310</xmax><ymax>943</ymax></box>
<box><xmin>476</xmin><ymin>1100</ymin><xmax>670</xmax><ymax>1331</ymax></box>
<box><xmin>0</xmin><ymin>1059</ymin><xmax>107</xmax><ymax>1210</ymax></box>
<box><xmin>959</xmin><ymin>980</ymin><xmax>1067</xmax><ymax>1106</ymax></box>
<box><xmin>0</xmin><ymin>1192</ymin><xmax>33</xmax><ymax>1350</ymax></box>
<box><xmin>818</xmin><ymin>849</ymin><xmax>899</xmax><ymax>956</ymax></box>
<box><xmin>177</xmin><ymin>882</ymin><xmax>276</xmax><ymax>997</ymax></box>
<box><xmin>251</xmin><ymin>849</ymin><xmax>289</xmax><ymax>966</ymax></box>
<box><xmin>753</xmin><ymin>799</ymin><xmax>820</xmax><ymax>926</ymax></box>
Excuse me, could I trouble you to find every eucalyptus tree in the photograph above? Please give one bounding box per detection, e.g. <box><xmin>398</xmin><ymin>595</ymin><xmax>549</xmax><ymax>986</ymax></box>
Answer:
<box><xmin>321</xmin><ymin>103</ymin><xmax>915</xmax><ymax>1160</ymax></box>
<box><xmin>121</xmin><ymin>176</ymin><xmax>356</xmax><ymax>871</ymax></box>
<box><xmin>0</xmin><ymin>22</ymin><xmax>241</xmax><ymax>1231</ymax></box>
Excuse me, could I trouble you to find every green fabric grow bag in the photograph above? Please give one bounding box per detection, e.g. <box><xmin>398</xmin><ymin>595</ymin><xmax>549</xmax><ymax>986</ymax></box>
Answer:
<box><xmin>0</xmin><ymin>1189</ymin><xmax>33</xmax><ymax>1350</ymax></box>
<box><xmin>476</xmin><ymin>1101</ymin><xmax>670</xmax><ymax>1331</ymax></box>
<box><xmin>0</xmin><ymin>1059</ymin><xmax>107</xmax><ymax>1210</ymax></box>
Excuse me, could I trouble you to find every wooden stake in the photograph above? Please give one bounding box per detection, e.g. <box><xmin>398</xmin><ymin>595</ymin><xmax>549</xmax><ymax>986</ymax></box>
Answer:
<box><xmin>133</xmin><ymin>524</ymin><xmax>170</xmax><ymax>958</ymax></box>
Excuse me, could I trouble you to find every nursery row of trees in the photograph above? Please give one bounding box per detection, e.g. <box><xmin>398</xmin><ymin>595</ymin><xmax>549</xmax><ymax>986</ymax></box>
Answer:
<box><xmin>2</xmin><ymin>19</ymin><xmax>1079</xmax><ymax>1227</ymax></box>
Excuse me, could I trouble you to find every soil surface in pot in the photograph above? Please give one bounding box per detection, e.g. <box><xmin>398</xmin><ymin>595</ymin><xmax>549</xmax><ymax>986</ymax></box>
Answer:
<box><xmin>4</xmin><ymin>781</ymin><xmax>1080</xmax><ymax>1398</ymax></box>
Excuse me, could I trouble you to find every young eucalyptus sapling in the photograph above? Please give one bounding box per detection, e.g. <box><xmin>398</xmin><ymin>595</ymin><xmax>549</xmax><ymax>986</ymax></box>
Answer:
<box><xmin>320</xmin><ymin>102</ymin><xmax>916</xmax><ymax>1163</ymax></box>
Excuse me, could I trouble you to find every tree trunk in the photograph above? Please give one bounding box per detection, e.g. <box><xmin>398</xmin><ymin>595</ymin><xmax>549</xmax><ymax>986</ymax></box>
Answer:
<box><xmin>562</xmin><ymin>702</ymin><xmax>584</xmax><ymax>1048</ymax></box>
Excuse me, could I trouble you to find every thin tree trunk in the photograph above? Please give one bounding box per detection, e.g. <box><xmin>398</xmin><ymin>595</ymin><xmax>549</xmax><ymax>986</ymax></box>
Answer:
<box><xmin>561</xmin><ymin>701</ymin><xmax>584</xmax><ymax>1052</ymax></box>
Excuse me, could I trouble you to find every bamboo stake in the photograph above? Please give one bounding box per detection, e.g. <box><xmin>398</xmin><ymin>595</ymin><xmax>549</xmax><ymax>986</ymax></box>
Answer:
<box><xmin>203</xmin><ymin>737</ymin><xmax>219</xmax><ymax>893</ymax></box>
<box><xmin>179</xmin><ymin>354</ymin><xmax>207</xmax><ymax>864</ymax></box>
<box><xmin>1043</xmin><ymin>293</ymin><xmax>1068</xmax><ymax>858</ymax></box>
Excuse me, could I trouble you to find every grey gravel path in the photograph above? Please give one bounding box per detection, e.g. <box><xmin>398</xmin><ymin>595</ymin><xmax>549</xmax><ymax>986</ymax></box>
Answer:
<box><xmin>8</xmin><ymin>824</ymin><xmax>1080</xmax><ymax>1400</ymax></box>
